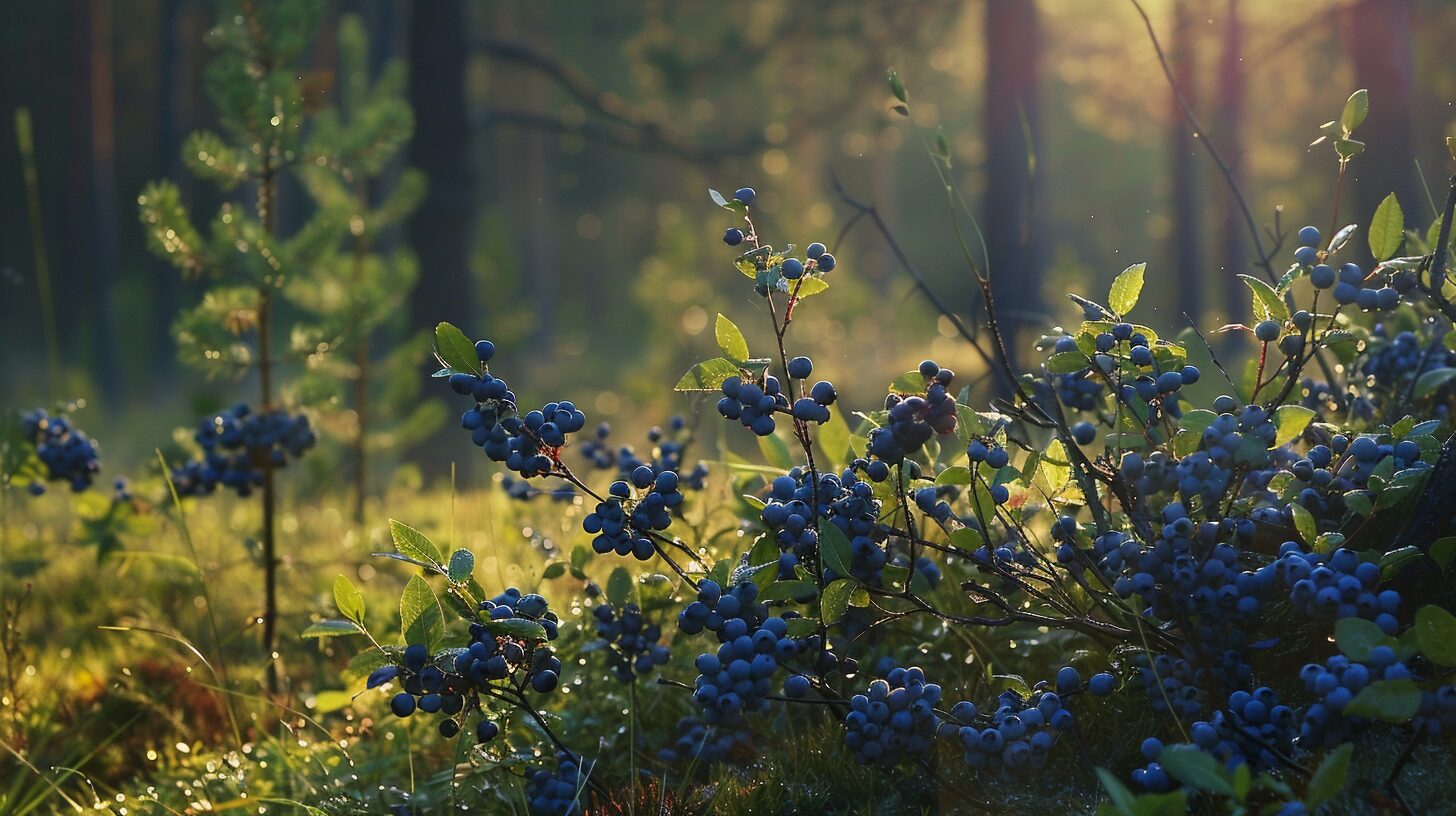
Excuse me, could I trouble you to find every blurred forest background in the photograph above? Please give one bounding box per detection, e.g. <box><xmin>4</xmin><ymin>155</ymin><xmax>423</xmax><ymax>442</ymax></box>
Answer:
<box><xmin>2</xmin><ymin>0</ymin><xmax>1454</xmax><ymax>474</ymax></box>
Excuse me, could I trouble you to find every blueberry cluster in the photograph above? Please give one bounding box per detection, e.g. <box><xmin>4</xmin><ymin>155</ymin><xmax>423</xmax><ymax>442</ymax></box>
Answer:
<box><xmin>1094</xmin><ymin>323</ymin><xmax>1198</xmax><ymax>408</ymax></box>
<box><xmin>450</xmin><ymin>340</ymin><xmax>587</xmax><ymax>478</ymax></box>
<box><xmin>525</xmin><ymin>752</ymin><xmax>589</xmax><ymax>816</ymax></box>
<box><xmin>656</xmin><ymin>715</ymin><xmax>751</xmax><ymax>765</ymax></box>
<box><xmin>591</xmin><ymin>602</ymin><xmax>670</xmax><ymax>681</ymax></box>
<box><xmin>1050</xmin><ymin>336</ymin><xmax>1104</xmax><ymax>411</ymax></box>
<box><xmin>1298</xmin><ymin>649</ymin><xmax>1416</xmax><ymax>749</ymax></box>
<box><xmin>19</xmin><ymin>409</ymin><xmax>101</xmax><ymax>493</ymax></box>
<box><xmin>948</xmin><ymin>685</ymin><xmax>1073</xmax><ymax>774</ymax></box>
<box><xmin>170</xmin><ymin>404</ymin><xmax>315</xmax><ymax>497</ymax></box>
<box><xmin>868</xmin><ymin>361</ymin><xmax>957</xmax><ymax>462</ymax></box>
<box><xmin>1094</xmin><ymin>504</ymin><xmax>1272</xmax><ymax>625</ymax></box>
<box><xmin>681</xmin><ymin>580</ymin><xmax>805</xmax><ymax>725</ymax></box>
<box><xmin>582</xmin><ymin>466</ymin><xmax>683</xmax><ymax>560</ymax></box>
<box><xmin>844</xmin><ymin>666</ymin><xmax>942</xmax><ymax>767</ymax></box>
<box><xmin>583</xmin><ymin>418</ymin><xmax>710</xmax><ymax>491</ymax></box>
<box><xmin>719</xmin><ymin>185</ymin><xmax>836</xmax><ymax>297</ymax></box>
<box><xmin>1297</xmin><ymin>226</ymin><xmax>1404</xmax><ymax>312</ymax></box>
<box><xmin>760</xmin><ymin>466</ymin><xmax>887</xmax><ymax>583</ymax></box>
<box><xmin>717</xmin><ymin>373</ymin><xmax>835</xmax><ymax>436</ymax></box>
<box><xmin>1359</xmin><ymin>327</ymin><xmax>1456</xmax><ymax>392</ymax></box>
<box><xmin>1273</xmin><ymin>545</ymin><xmax>1400</xmax><ymax>633</ymax></box>
<box><xmin>501</xmin><ymin>475</ymin><xmax>575</xmax><ymax>502</ymax></box>
<box><xmin>1135</xmin><ymin>686</ymin><xmax>1298</xmax><ymax>792</ymax></box>
<box><xmin>371</xmin><ymin>588</ymin><xmax>562</xmax><ymax>743</ymax></box>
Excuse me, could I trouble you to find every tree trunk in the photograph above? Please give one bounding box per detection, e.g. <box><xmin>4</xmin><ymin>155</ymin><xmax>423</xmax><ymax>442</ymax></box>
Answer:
<box><xmin>983</xmin><ymin>0</ymin><xmax>1041</xmax><ymax>371</ymax></box>
<box><xmin>406</xmin><ymin>0</ymin><xmax>472</xmax><ymax>478</ymax></box>
<box><xmin>406</xmin><ymin>0</ymin><xmax>472</xmax><ymax>334</ymax></box>
<box><xmin>1169</xmin><ymin>0</ymin><xmax>1202</xmax><ymax>324</ymax></box>
<box><xmin>1348</xmin><ymin>0</ymin><xmax>1418</xmax><ymax>261</ymax></box>
<box><xmin>88</xmin><ymin>0</ymin><xmax>119</xmax><ymax>399</ymax></box>
<box><xmin>1215</xmin><ymin>0</ymin><xmax>1246</xmax><ymax>330</ymax></box>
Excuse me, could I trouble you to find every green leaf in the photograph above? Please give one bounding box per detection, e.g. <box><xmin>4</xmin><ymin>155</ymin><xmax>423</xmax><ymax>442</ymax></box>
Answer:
<box><xmin>606</xmin><ymin>566</ymin><xmax>635</xmax><ymax>607</ymax></box>
<box><xmin>400</xmin><ymin>574</ymin><xmax>444</xmax><ymax>652</ymax></box>
<box><xmin>715</xmin><ymin>313</ymin><xmax>749</xmax><ymax>363</ymax></box>
<box><xmin>821</xmin><ymin>578</ymin><xmax>857</xmax><ymax>624</ymax></box>
<box><xmin>1341</xmin><ymin>88</ymin><xmax>1369</xmax><ymax>134</ymax></box>
<box><xmin>1432</xmin><ymin>537</ymin><xmax>1456</xmax><ymax>570</ymax></box>
<box><xmin>1381</xmin><ymin>545</ymin><xmax>1424</xmax><ymax>579</ymax></box>
<box><xmin>1289</xmin><ymin>502</ymin><xmax>1317</xmax><ymax>545</ymax></box>
<box><xmin>1414</xmin><ymin>604</ymin><xmax>1456</xmax><ymax>667</ymax></box>
<box><xmin>1179</xmin><ymin>409</ymin><xmax>1218</xmax><ymax>436</ymax></box>
<box><xmin>1335</xmin><ymin>616</ymin><xmax>1391</xmax><ymax>662</ymax></box>
<box><xmin>1095</xmin><ymin>767</ymin><xmax>1137</xmax><ymax>816</ymax></box>
<box><xmin>1107</xmin><ymin>262</ymin><xmax>1146</xmax><ymax>316</ymax></box>
<box><xmin>674</xmin><ymin>357</ymin><xmax>741</xmax><ymax>392</ymax></box>
<box><xmin>889</xmin><ymin>371</ymin><xmax>926</xmax><ymax>395</ymax></box>
<box><xmin>333</xmin><ymin>574</ymin><xmax>365</xmax><ymax>625</ymax></box>
<box><xmin>1157</xmin><ymin>745</ymin><xmax>1236</xmax><ymax>797</ymax></box>
<box><xmin>818</xmin><ymin>520</ymin><xmax>855</xmax><ymax>578</ymax></box>
<box><xmin>1334</xmin><ymin>138</ymin><xmax>1366</xmax><ymax>161</ymax></box>
<box><xmin>448</xmin><ymin>548</ymin><xmax>475</xmax><ymax>583</ymax></box>
<box><xmin>887</xmin><ymin>68</ymin><xmax>907</xmax><ymax>104</ymax></box>
<box><xmin>1041</xmin><ymin>439</ymin><xmax>1071</xmax><ymax>491</ymax></box>
<box><xmin>389</xmin><ymin>519</ymin><xmax>444</xmax><ymax>568</ymax></box>
<box><xmin>1369</xmin><ymin>193</ymin><xmax>1404</xmax><ymax>260</ymax></box>
<box><xmin>786</xmin><ymin>617</ymin><xmax>821</xmax><ymax>638</ymax></box>
<box><xmin>1343</xmin><ymin>678</ymin><xmax>1421</xmax><ymax>723</ymax></box>
<box><xmin>1413</xmin><ymin>368</ymin><xmax>1456</xmax><ymax>399</ymax></box>
<box><xmin>709</xmin><ymin>188</ymin><xmax>744</xmax><ymax>212</ymax></box>
<box><xmin>936</xmin><ymin>466</ymin><xmax>973</xmax><ymax>486</ymax></box>
<box><xmin>756</xmin><ymin>580</ymin><xmax>818</xmax><ymax>602</ymax></box>
<box><xmin>483</xmin><ymin>617</ymin><xmax>548</xmax><ymax>642</ymax></box>
<box><xmin>1271</xmin><ymin>405</ymin><xmax>1315</xmax><ymax>448</ymax></box>
<box><xmin>542</xmin><ymin>561</ymin><xmax>566</xmax><ymax>580</ymax></box>
<box><xmin>434</xmin><ymin>322</ymin><xmax>480</xmax><ymax>377</ymax></box>
<box><xmin>302</xmin><ymin>619</ymin><xmax>363</xmax><ymax>638</ymax></box>
<box><xmin>816</xmin><ymin>408</ymin><xmax>852</xmax><ymax>470</ymax></box>
<box><xmin>1239</xmin><ymin>274</ymin><xmax>1289</xmax><ymax>323</ymax></box>
<box><xmin>1047</xmin><ymin>352</ymin><xmax>1090</xmax><ymax>374</ymax></box>
<box><xmin>757</xmin><ymin>431</ymin><xmax>794</xmax><ymax>471</ymax></box>
<box><xmin>1306</xmin><ymin>743</ymin><xmax>1353</xmax><ymax>811</ymax></box>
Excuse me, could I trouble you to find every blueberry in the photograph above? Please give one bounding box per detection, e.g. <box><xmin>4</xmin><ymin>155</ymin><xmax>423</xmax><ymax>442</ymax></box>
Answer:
<box><xmin>986</xmin><ymin>446</ymin><xmax>1009</xmax><ymax>469</ymax></box>
<box><xmin>806</xmin><ymin>242</ymin><xmax>826</xmax><ymax>259</ymax></box>
<box><xmin>724</xmin><ymin>228</ymin><xmax>744</xmax><ymax>246</ymax></box>
<box><xmin>810</xmin><ymin>380</ymin><xmax>837</xmax><ymax>406</ymax></box>
<box><xmin>477</xmin><ymin>719</ymin><xmax>499</xmax><ymax>742</ymax></box>
<box><xmin>817</xmin><ymin>253</ymin><xmax>837</xmax><ymax>272</ymax></box>
<box><xmin>1294</xmin><ymin>245</ymin><xmax>1319</xmax><ymax>266</ymax></box>
<box><xmin>1298</xmin><ymin>225</ymin><xmax>1321</xmax><ymax>247</ymax></box>
<box><xmin>1089</xmin><ymin>673</ymin><xmax>1116</xmax><ymax>696</ymax></box>
<box><xmin>734</xmin><ymin>187</ymin><xmax>756</xmax><ymax>205</ymax></box>
<box><xmin>784</xmin><ymin>674</ymin><xmax>811</xmax><ymax>698</ymax></box>
<box><xmin>390</xmin><ymin>692</ymin><xmax>416</xmax><ymax>717</ymax></box>
<box><xmin>782</xmin><ymin>258</ymin><xmax>805</xmax><ymax>279</ymax></box>
<box><xmin>788</xmin><ymin>356</ymin><xmax>813</xmax><ymax>379</ymax></box>
<box><xmin>1071</xmin><ymin>422</ymin><xmax>1097</xmax><ymax>446</ymax></box>
<box><xmin>1254</xmin><ymin>320</ymin><xmax>1281</xmax><ymax>342</ymax></box>
<box><xmin>1333</xmin><ymin>282</ymin><xmax>1359</xmax><ymax>305</ymax></box>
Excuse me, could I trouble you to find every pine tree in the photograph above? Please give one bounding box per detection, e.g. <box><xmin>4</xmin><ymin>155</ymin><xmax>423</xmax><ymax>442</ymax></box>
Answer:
<box><xmin>287</xmin><ymin>13</ymin><xmax>442</xmax><ymax>523</ymax></box>
<box><xmin>138</xmin><ymin>0</ymin><xmax>362</xmax><ymax>693</ymax></box>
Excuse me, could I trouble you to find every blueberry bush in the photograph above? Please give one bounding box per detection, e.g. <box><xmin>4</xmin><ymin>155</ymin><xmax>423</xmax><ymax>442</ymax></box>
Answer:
<box><xmin>4</xmin><ymin>5</ymin><xmax>1456</xmax><ymax>813</ymax></box>
<box><xmin>308</xmin><ymin>85</ymin><xmax>1456</xmax><ymax>814</ymax></box>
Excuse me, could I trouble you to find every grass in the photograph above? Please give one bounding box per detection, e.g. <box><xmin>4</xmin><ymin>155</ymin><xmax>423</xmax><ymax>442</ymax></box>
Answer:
<box><xmin>6</xmin><ymin>459</ymin><xmax>1455</xmax><ymax>816</ymax></box>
